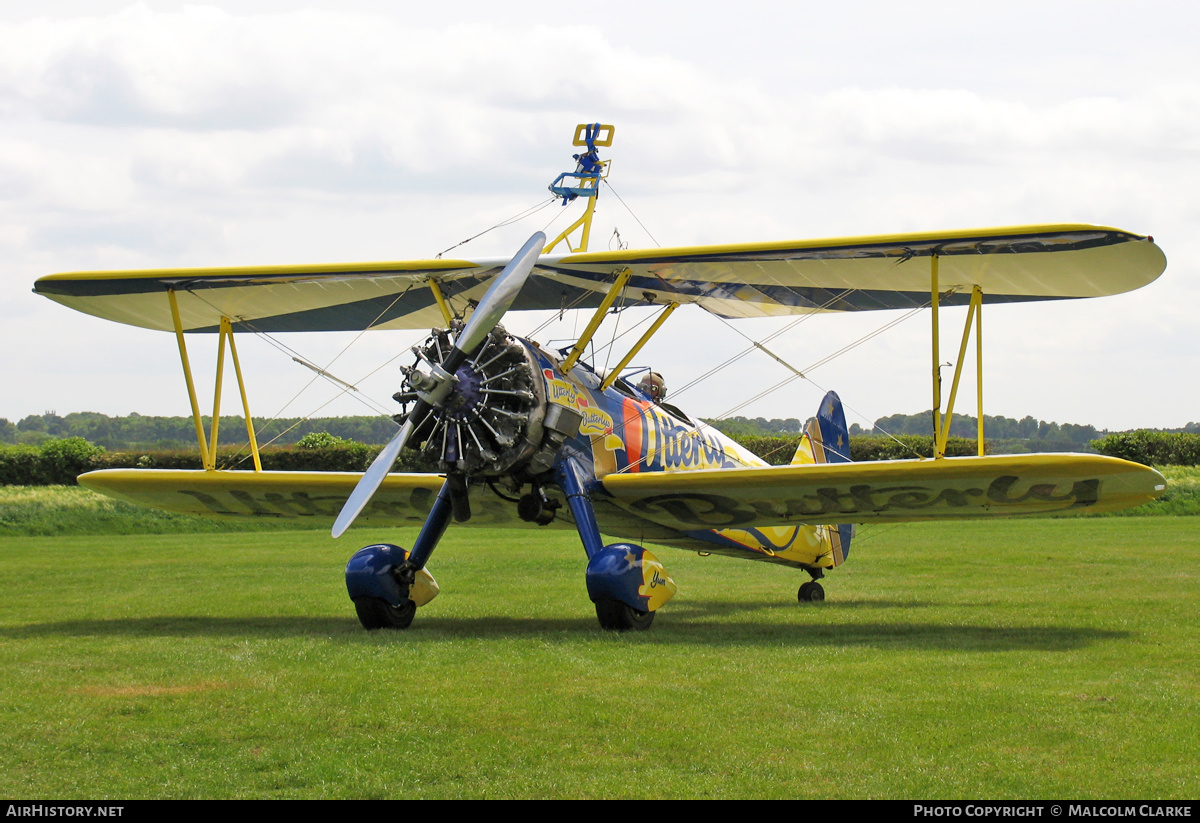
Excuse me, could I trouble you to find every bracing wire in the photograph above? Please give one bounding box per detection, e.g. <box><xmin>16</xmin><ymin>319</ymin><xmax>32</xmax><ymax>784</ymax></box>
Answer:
<box><xmin>603</xmin><ymin>180</ymin><xmax>661</xmax><ymax>248</ymax></box>
<box><xmin>707</xmin><ymin>304</ymin><xmax>933</xmax><ymax>460</ymax></box>
<box><xmin>713</xmin><ymin>305</ymin><xmax>925</xmax><ymax>419</ymax></box>
<box><xmin>670</xmin><ymin>289</ymin><xmax>856</xmax><ymax>401</ymax></box>
<box><xmin>435</xmin><ymin>198</ymin><xmax>557</xmax><ymax>258</ymax></box>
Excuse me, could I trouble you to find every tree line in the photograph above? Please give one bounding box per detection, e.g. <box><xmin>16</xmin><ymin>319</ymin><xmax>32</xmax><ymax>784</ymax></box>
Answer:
<box><xmin>709</xmin><ymin>412</ymin><xmax>1200</xmax><ymax>451</ymax></box>
<box><xmin>1</xmin><ymin>411</ymin><xmax>401</xmax><ymax>450</ymax></box>
<box><xmin>4</xmin><ymin>409</ymin><xmax>1199</xmax><ymax>458</ymax></box>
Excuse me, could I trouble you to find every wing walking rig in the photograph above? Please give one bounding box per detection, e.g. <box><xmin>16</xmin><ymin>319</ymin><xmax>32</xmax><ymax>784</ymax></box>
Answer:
<box><xmin>34</xmin><ymin>123</ymin><xmax>1169</xmax><ymax>631</ymax></box>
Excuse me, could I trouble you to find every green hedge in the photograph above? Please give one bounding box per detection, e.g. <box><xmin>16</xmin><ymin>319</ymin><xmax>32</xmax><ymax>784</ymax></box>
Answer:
<box><xmin>7</xmin><ymin>428</ymin><xmax>1196</xmax><ymax>486</ymax></box>
<box><xmin>1090</xmin><ymin>431</ymin><xmax>1200</xmax><ymax>466</ymax></box>
<box><xmin>741</xmin><ymin>430</ymin><xmax>1200</xmax><ymax>467</ymax></box>
<box><xmin>736</xmin><ymin>433</ymin><xmax>981</xmax><ymax>465</ymax></box>
<box><xmin>1</xmin><ymin>439</ymin><xmax>436</xmax><ymax>485</ymax></box>
<box><xmin>0</xmin><ymin>444</ymin><xmax>49</xmax><ymax>485</ymax></box>
<box><xmin>0</xmin><ymin>438</ymin><xmax>106</xmax><ymax>485</ymax></box>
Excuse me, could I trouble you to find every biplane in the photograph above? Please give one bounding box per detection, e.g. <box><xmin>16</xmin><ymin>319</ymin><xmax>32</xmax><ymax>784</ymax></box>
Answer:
<box><xmin>34</xmin><ymin>123</ymin><xmax>1168</xmax><ymax>631</ymax></box>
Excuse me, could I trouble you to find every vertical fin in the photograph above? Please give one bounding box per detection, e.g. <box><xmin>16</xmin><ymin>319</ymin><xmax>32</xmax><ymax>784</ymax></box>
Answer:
<box><xmin>808</xmin><ymin>391</ymin><xmax>854</xmax><ymax>563</ymax></box>
<box><xmin>789</xmin><ymin>428</ymin><xmax>818</xmax><ymax>466</ymax></box>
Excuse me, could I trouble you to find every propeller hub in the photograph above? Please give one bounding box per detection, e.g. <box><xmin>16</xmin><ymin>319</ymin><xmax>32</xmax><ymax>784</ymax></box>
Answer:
<box><xmin>444</xmin><ymin>364</ymin><xmax>483</xmax><ymax>422</ymax></box>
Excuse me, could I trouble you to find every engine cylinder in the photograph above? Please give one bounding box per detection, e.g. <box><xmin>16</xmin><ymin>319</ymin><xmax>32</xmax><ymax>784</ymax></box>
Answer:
<box><xmin>395</xmin><ymin>325</ymin><xmax>545</xmax><ymax>476</ymax></box>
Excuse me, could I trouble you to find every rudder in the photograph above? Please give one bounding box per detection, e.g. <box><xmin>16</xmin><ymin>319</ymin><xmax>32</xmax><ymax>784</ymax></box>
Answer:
<box><xmin>790</xmin><ymin>391</ymin><xmax>854</xmax><ymax>563</ymax></box>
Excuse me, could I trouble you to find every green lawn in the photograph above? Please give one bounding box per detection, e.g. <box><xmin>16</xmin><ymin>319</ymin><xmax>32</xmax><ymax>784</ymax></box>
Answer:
<box><xmin>1</xmin><ymin>516</ymin><xmax>1196</xmax><ymax>798</ymax></box>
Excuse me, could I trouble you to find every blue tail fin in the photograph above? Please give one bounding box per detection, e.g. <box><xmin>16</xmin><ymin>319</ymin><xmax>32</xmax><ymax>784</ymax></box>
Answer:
<box><xmin>816</xmin><ymin>390</ymin><xmax>851</xmax><ymax>465</ymax></box>
<box><xmin>808</xmin><ymin>391</ymin><xmax>854</xmax><ymax>563</ymax></box>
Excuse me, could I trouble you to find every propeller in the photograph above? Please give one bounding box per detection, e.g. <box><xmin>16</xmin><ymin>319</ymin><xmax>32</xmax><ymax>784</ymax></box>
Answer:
<box><xmin>331</xmin><ymin>231</ymin><xmax>546</xmax><ymax>538</ymax></box>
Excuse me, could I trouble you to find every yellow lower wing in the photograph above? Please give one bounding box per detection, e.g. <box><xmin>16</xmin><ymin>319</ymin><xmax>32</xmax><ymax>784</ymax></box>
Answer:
<box><xmin>78</xmin><ymin>469</ymin><xmax>544</xmax><ymax>528</ymax></box>
<box><xmin>600</xmin><ymin>454</ymin><xmax>1165</xmax><ymax>529</ymax></box>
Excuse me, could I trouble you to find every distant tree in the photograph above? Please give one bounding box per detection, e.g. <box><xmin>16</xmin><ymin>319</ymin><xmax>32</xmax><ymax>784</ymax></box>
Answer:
<box><xmin>1017</xmin><ymin>415</ymin><xmax>1038</xmax><ymax>438</ymax></box>
<box><xmin>297</xmin><ymin>431</ymin><xmax>346</xmax><ymax>449</ymax></box>
<box><xmin>17</xmin><ymin>415</ymin><xmax>46</xmax><ymax>433</ymax></box>
<box><xmin>1037</xmin><ymin>420</ymin><xmax>1060</xmax><ymax>439</ymax></box>
<box><xmin>1060</xmin><ymin>423</ymin><xmax>1098</xmax><ymax>444</ymax></box>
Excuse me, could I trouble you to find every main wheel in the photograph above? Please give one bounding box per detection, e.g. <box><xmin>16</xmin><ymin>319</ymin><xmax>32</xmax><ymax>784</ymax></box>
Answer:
<box><xmin>595</xmin><ymin>599</ymin><xmax>655</xmax><ymax>631</ymax></box>
<box><xmin>354</xmin><ymin>597</ymin><xmax>417</xmax><ymax>630</ymax></box>
<box><xmin>797</xmin><ymin>581</ymin><xmax>825</xmax><ymax>603</ymax></box>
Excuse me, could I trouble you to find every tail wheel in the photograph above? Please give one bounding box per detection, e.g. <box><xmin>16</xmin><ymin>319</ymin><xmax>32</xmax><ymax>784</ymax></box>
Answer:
<box><xmin>797</xmin><ymin>581</ymin><xmax>825</xmax><ymax>603</ymax></box>
<box><xmin>354</xmin><ymin>597</ymin><xmax>416</xmax><ymax>630</ymax></box>
<box><xmin>594</xmin><ymin>599</ymin><xmax>655</xmax><ymax>631</ymax></box>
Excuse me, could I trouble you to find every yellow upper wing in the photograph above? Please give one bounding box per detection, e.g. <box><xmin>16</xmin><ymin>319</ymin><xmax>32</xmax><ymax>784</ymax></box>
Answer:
<box><xmin>34</xmin><ymin>225</ymin><xmax>1165</xmax><ymax>332</ymax></box>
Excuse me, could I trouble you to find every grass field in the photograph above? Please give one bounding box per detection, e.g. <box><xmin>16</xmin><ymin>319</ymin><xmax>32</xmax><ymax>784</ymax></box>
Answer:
<box><xmin>1</xmin><ymin>510</ymin><xmax>1197</xmax><ymax>798</ymax></box>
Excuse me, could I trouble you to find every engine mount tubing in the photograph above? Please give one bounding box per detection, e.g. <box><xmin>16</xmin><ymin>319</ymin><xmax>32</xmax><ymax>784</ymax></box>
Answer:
<box><xmin>556</xmin><ymin>457</ymin><xmax>604</xmax><ymax>560</ymax></box>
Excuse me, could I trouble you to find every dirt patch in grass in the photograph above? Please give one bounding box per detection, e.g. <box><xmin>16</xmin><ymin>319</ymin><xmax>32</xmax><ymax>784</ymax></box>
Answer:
<box><xmin>73</xmin><ymin>681</ymin><xmax>232</xmax><ymax>697</ymax></box>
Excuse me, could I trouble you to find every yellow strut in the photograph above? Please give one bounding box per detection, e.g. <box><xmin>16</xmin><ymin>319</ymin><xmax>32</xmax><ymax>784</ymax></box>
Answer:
<box><xmin>224</xmin><ymin>317</ymin><xmax>262</xmax><ymax>472</ymax></box>
<box><xmin>209</xmin><ymin>319</ymin><xmax>228</xmax><ymax>466</ymax></box>
<box><xmin>931</xmin><ymin>255</ymin><xmax>942</xmax><ymax>457</ymax></box>
<box><xmin>168</xmin><ymin>289</ymin><xmax>213</xmax><ymax>470</ymax></box>
<box><xmin>428</xmin><ymin>279</ymin><xmax>454</xmax><ymax>327</ymax></box>
<box><xmin>975</xmin><ymin>288</ymin><xmax>985</xmax><ymax>456</ymax></box>
<box><xmin>930</xmin><ymin>278</ymin><xmax>987</xmax><ymax>459</ymax></box>
<box><xmin>166</xmin><ymin>295</ymin><xmax>263</xmax><ymax>472</ymax></box>
<box><xmin>545</xmin><ymin>187</ymin><xmax>601</xmax><ymax>254</ymax></box>
<box><xmin>599</xmin><ymin>303</ymin><xmax>679</xmax><ymax>391</ymax></box>
<box><xmin>937</xmin><ymin>287</ymin><xmax>983</xmax><ymax>457</ymax></box>
<box><xmin>560</xmin><ymin>268</ymin><xmax>633</xmax><ymax>374</ymax></box>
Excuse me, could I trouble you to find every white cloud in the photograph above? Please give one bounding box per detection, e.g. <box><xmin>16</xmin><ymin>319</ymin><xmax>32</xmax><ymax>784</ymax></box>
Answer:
<box><xmin>1</xmin><ymin>1</ymin><xmax>1198</xmax><ymax>431</ymax></box>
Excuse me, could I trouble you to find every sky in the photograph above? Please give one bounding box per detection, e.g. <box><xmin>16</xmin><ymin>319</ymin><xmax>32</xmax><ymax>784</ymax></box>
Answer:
<box><xmin>3</xmin><ymin>0</ymin><xmax>1197</xmax><ymax>437</ymax></box>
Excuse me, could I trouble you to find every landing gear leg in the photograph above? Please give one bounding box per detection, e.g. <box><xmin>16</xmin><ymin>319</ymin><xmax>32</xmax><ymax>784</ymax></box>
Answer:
<box><xmin>556</xmin><ymin>457</ymin><xmax>675</xmax><ymax>631</ymax></box>
<box><xmin>345</xmin><ymin>479</ymin><xmax>456</xmax><ymax>630</ymax></box>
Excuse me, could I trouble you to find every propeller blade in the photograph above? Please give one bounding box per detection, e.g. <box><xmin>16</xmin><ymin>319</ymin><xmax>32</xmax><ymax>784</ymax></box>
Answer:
<box><xmin>330</xmin><ymin>231</ymin><xmax>544</xmax><ymax>539</ymax></box>
<box><xmin>331</xmin><ymin>416</ymin><xmax>415</xmax><ymax>538</ymax></box>
<box><xmin>454</xmin><ymin>231</ymin><xmax>545</xmax><ymax>358</ymax></box>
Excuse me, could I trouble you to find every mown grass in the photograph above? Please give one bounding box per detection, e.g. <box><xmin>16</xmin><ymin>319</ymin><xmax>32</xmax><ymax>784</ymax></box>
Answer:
<box><xmin>0</xmin><ymin>485</ymin><xmax>325</xmax><ymax>536</ymax></box>
<box><xmin>1</xmin><ymin>517</ymin><xmax>1197</xmax><ymax>799</ymax></box>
